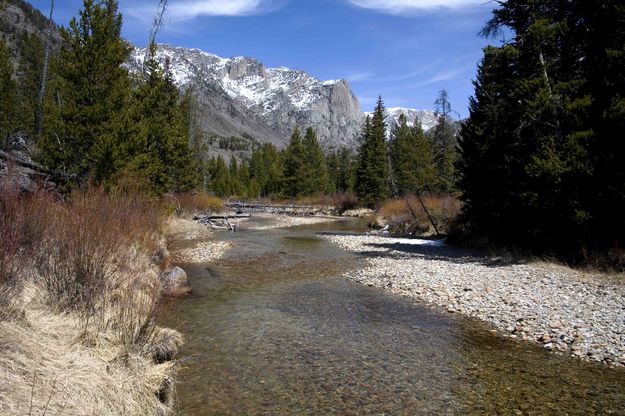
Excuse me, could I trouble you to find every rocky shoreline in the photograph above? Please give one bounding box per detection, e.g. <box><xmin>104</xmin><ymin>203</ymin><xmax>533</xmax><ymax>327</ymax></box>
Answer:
<box><xmin>325</xmin><ymin>233</ymin><xmax>625</xmax><ymax>367</ymax></box>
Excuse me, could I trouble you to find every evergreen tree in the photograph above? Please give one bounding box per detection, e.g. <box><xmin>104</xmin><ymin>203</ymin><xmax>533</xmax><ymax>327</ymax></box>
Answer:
<box><xmin>301</xmin><ymin>127</ymin><xmax>329</xmax><ymax>195</ymax></box>
<box><xmin>326</xmin><ymin>150</ymin><xmax>339</xmax><ymax>194</ymax></box>
<box><xmin>458</xmin><ymin>0</ymin><xmax>625</xmax><ymax>263</ymax></box>
<box><xmin>430</xmin><ymin>89</ymin><xmax>458</xmax><ymax>192</ymax></box>
<box><xmin>208</xmin><ymin>155</ymin><xmax>230</xmax><ymax>197</ymax></box>
<box><xmin>355</xmin><ymin>97</ymin><xmax>389</xmax><ymax>206</ymax></box>
<box><xmin>39</xmin><ymin>0</ymin><xmax>132</xmax><ymax>183</ymax></box>
<box><xmin>248</xmin><ymin>143</ymin><xmax>283</xmax><ymax>198</ymax></box>
<box><xmin>16</xmin><ymin>33</ymin><xmax>45</xmax><ymax>137</ymax></box>
<box><xmin>119</xmin><ymin>43</ymin><xmax>198</xmax><ymax>194</ymax></box>
<box><xmin>389</xmin><ymin>113</ymin><xmax>436</xmax><ymax>195</ymax></box>
<box><xmin>0</xmin><ymin>40</ymin><xmax>16</xmax><ymax>142</ymax></box>
<box><xmin>229</xmin><ymin>155</ymin><xmax>242</xmax><ymax>196</ymax></box>
<box><xmin>282</xmin><ymin>128</ymin><xmax>305</xmax><ymax>198</ymax></box>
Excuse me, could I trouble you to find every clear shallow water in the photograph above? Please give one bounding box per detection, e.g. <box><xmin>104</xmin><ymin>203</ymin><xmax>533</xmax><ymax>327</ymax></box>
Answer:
<box><xmin>163</xmin><ymin>219</ymin><xmax>625</xmax><ymax>415</ymax></box>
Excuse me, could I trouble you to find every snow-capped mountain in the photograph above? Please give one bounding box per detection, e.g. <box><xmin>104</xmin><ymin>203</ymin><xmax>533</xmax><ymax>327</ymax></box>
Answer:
<box><xmin>386</xmin><ymin>107</ymin><xmax>439</xmax><ymax>132</ymax></box>
<box><xmin>127</xmin><ymin>44</ymin><xmax>439</xmax><ymax>153</ymax></box>
<box><xmin>365</xmin><ymin>107</ymin><xmax>439</xmax><ymax>138</ymax></box>
<box><xmin>128</xmin><ymin>45</ymin><xmax>363</xmax><ymax>150</ymax></box>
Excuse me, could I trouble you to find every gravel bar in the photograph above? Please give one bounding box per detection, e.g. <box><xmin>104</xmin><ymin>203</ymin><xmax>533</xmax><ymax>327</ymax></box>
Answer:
<box><xmin>326</xmin><ymin>233</ymin><xmax>625</xmax><ymax>366</ymax></box>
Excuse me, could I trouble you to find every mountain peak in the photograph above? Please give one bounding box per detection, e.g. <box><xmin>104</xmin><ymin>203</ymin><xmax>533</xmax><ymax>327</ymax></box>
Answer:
<box><xmin>127</xmin><ymin>44</ymin><xmax>434</xmax><ymax>152</ymax></box>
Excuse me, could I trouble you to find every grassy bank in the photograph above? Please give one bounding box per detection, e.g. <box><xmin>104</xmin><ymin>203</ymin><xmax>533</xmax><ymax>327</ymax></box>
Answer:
<box><xmin>0</xmin><ymin>183</ymin><xmax>182</xmax><ymax>415</ymax></box>
<box><xmin>374</xmin><ymin>194</ymin><xmax>462</xmax><ymax>237</ymax></box>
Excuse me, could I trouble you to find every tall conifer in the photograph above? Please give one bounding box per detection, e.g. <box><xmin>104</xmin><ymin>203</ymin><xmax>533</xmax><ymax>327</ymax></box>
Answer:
<box><xmin>39</xmin><ymin>0</ymin><xmax>131</xmax><ymax>183</ymax></box>
<box><xmin>355</xmin><ymin>97</ymin><xmax>389</xmax><ymax>206</ymax></box>
<box><xmin>283</xmin><ymin>128</ymin><xmax>305</xmax><ymax>198</ymax></box>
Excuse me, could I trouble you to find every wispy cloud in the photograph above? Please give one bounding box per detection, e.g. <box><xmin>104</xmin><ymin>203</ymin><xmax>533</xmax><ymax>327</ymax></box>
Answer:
<box><xmin>412</xmin><ymin>67</ymin><xmax>468</xmax><ymax>87</ymax></box>
<box><xmin>126</xmin><ymin>0</ymin><xmax>285</xmax><ymax>22</ymax></box>
<box><xmin>344</xmin><ymin>71</ymin><xmax>376</xmax><ymax>83</ymax></box>
<box><xmin>347</xmin><ymin>0</ymin><xmax>485</xmax><ymax>14</ymax></box>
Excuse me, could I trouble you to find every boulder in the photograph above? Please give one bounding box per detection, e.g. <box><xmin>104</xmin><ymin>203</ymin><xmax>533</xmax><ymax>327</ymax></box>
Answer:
<box><xmin>162</xmin><ymin>266</ymin><xmax>192</xmax><ymax>297</ymax></box>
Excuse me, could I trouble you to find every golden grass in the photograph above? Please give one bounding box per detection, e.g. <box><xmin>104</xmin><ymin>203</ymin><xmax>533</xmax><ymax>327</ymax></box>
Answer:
<box><xmin>377</xmin><ymin>194</ymin><xmax>462</xmax><ymax>236</ymax></box>
<box><xmin>0</xmin><ymin>282</ymin><xmax>178</xmax><ymax>415</ymax></box>
<box><xmin>174</xmin><ymin>192</ymin><xmax>224</xmax><ymax>215</ymax></box>
<box><xmin>0</xmin><ymin>183</ymin><xmax>181</xmax><ymax>415</ymax></box>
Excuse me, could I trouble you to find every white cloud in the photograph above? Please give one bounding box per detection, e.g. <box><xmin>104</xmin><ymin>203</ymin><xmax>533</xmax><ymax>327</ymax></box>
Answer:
<box><xmin>126</xmin><ymin>0</ymin><xmax>280</xmax><ymax>22</ymax></box>
<box><xmin>348</xmin><ymin>0</ymin><xmax>485</xmax><ymax>14</ymax></box>
<box><xmin>344</xmin><ymin>71</ymin><xmax>376</xmax><ymax>82</ymax></box>
<box><xmin>168</xmin><ymin>0</ymin><xmax>263</xmax><ymax>19</ymax></box>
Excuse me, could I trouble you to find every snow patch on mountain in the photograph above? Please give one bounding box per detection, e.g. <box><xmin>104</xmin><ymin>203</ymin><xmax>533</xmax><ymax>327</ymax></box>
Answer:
<box><xmin>366</xmin><ymin>107</ymin><xmax>439</xmax><ymax>136</ymax></box>
<box><xmin>127</xmin><ymin>44</ymin><xmax>437</xmax><ymax>150</ymax></box>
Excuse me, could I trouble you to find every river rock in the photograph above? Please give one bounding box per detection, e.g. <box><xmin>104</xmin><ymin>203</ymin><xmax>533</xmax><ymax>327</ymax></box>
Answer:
<box><xmin>324</xmin><ymin>232</ymin><xmax>625</xmax><ymax>367</ymax></box>
<box><xmin>342</xmin><ymin>208</ymin><xmax>373</xmax><ymax>218</ymax></box>
<box><xmin>162</xmin><ymin>266</ymin><xmax>192</xmax><ymax>297</ymax></box>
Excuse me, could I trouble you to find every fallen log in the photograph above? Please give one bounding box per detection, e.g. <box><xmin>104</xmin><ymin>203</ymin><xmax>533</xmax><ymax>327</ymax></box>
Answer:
<box><xmin>0</xmin><ymin>149</ymin><xmax>76</xmax><ymax>180</ymax></box>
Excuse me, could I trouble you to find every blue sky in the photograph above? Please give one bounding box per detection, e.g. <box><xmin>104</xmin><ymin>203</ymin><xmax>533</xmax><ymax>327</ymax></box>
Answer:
<box><xmin>28</xmin><ymin>0</ymin><xmax>497</xmax><ymax>117</ymax></box>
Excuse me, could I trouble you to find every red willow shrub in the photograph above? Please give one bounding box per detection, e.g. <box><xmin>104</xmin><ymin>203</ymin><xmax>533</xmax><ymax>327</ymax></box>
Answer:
<box><xmin>36</xmin><ymin>187</ymin><xmax>163</xmax><ymax>313</ymax></box>
<box><xmin>0</xmin><ymin>182</ymin><xmax>55</xmax><ymax>319</ymax></box>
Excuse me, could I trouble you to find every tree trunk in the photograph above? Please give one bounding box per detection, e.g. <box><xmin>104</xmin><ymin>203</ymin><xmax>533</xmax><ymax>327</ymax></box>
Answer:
<box><xmin>36</xmin><ymin>0</ymin><xmax>54</xmax><ymax>137</ymax></box>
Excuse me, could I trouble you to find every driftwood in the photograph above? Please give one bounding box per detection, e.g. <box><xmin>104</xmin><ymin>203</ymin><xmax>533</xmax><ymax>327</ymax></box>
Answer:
<box><xmin>226</xmin><ymin>202</ymin><xmax>322</xmax><ymax>217</ymax></box>
<box><xmin>194</xmin><ymin>214</ymin><xmax>242</xmax><ymax>232</ymax></box>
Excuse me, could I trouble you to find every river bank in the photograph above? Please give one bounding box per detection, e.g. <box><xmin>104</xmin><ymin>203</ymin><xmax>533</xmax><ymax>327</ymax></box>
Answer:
<box><xmin>0</xmin><ymin>190</ymin><xmax>183</xmax><ymax>415</ymax></box>
<box><xmin>325</xmin><ymin>233</ymin><xmax>625</xmax><ymax>367</ymax></box>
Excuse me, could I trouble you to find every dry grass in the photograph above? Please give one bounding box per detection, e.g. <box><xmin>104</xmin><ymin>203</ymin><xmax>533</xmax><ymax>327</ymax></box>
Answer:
<box><xmin>0</xmin><ymin>182</ymin><xmax>181</xmax><ymax>415</ymax></box>
<box><xmin>174</xmin><ymin>192</ymin><xmax>224</xmax><ymax>216</ymax></box>
<box><xmin>377</xmin><ymin>194</ymin><xmax>462</xmax><ymax>236</ymax></box>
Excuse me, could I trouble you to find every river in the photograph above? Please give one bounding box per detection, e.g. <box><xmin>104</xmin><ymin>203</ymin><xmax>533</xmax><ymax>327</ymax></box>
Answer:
<box><xmin>164</xmin><ymin>217</ymin><xmax>625</xmax><ymax>415</ymax></box>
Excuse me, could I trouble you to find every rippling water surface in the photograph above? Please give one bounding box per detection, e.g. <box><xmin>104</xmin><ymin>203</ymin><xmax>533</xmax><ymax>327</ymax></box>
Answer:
<box><xmin>163</xmin><ymin>218</ymin><xmax>625</xmax><ymax>415</ymax></box>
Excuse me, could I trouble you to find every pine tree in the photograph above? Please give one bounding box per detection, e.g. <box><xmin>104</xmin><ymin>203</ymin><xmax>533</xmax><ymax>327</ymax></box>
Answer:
<box><xmin>458</xmin><ymin>0</ymin><xmax>625</xmax><ymax>263</ymax></box>
<box><xmin>301</xmin><ymin>127</ymin><xmax>329</xmax><ymax>195</ymax></box>
<box><xmin>39</xmin><ymin>0</ymin><xmax>132</xmax><ymax>184</ymax></box>
<box><xmin>430</xmin><ymin>89</ymin><xmax>458</xmax><ymax>192</ymax></box>
<box><xmin>248</xmin><ymin>143</ymin><xmax>283</xmax><ymax>198</ymax></box>
<box><xmin>0</xmin><ymin>40</ymin><xmax>16</xmax><ymax>142</ymax></box>
<box><xmin>326</xmin><ymin>150</ymin><xmax>339</xmax><ymax>194</ymax></box>
<box><xmin>16</xmin><ymin>33</ymin><xmax>45</xmax><ymax>137</ymax></box>
<box><xmin>229</xmin><ymin>155</ymin><xmax>242</xmax><ymax>196</ymax></box>
<box><xmin>355</xmin><ymin>97</ymin><xmax>389</xmax><ymax>206</ymax></box>
<box><xmin>282</xmin><ymin>128</ymin><xmax>305</xmax><ymax>198</ymax></box>
<box><xmin>208</xmin><ymin>155</ymin><xmax>230</xmax><ymax>197</ymax></box>
<box><xmin>120</xmin><ymin>42</ymin><xmax>198</xmax><ymax>194</ymax></box>
<box><xmin>389</xmin><ymin>113</ymin><xmax>435</xmax><ymax>196</ymax></box>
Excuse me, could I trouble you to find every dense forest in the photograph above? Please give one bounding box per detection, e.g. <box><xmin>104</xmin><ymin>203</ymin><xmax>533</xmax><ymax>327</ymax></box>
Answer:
<box><xmin>201</xmin><ymin>94</ymin><xmax>458</xmax><ymax>204</ymax></box>
<box><xmin>456</xmin><ymin>0</ymin><xmax>625</xmax><ymax>265</ymax></box>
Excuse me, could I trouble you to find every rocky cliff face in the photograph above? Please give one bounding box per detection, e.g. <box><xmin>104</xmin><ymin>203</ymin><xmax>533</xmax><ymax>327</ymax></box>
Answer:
<box><xmin>127</xmin><ymin>45</ymin><xmax>364</xmax><ymax>151</ymax></box>
<box><xmin>0</xmin><ymin>0</ymin><xmax>63</xmax><ymax>67</ymax></box>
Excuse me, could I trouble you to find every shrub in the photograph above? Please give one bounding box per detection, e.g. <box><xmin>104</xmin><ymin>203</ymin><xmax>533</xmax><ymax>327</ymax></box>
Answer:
<box><xmin>35</xmin><ymin>188</ymin><xmax>162</xmax><ymax>316</ymax></box>
<box><xmin>0</xmin><ymin>181</ymin><xmax>55</xmax><ymax>320</ymax></box>
<box><xmin>333</xmin><ymin>192</ymin><xmax>359</xmax><ymax>214</ymax></box>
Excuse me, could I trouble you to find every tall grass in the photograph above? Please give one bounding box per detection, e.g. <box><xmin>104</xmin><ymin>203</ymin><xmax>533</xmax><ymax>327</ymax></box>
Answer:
<box><xmin>0</xmin><ymin>182</ymin><xmax>180</xmax><ymax>414</ymax></box>
<box><xmin>173</xmin><ymin>191</ymin><xmax>224</xmax><ymax>215</ymax></box>
<box><xmin>36</xmin><ymin>189</ymin><xmax>162</xmax><ymax>318</ymax></box>
<box><xmin>377</xmin><ymin>194</ymin><xmax>462</xmax><ymax>236</ymax></box>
